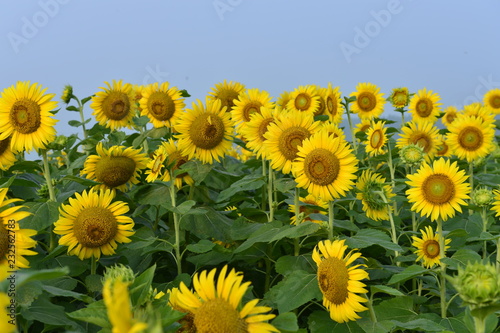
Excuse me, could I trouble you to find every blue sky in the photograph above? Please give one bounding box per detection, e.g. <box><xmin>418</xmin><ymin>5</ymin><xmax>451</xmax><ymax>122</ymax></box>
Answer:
<box><xmin>1</xmin><ymin>0</ymin><xmax>500</xmax><ymax>136</ymax></box>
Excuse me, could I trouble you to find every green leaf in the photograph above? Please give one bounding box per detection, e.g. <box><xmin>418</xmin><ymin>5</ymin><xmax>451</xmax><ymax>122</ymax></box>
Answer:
<box><xmin>181</xmin><ymin>206</ymin><xmax>234</xmax><ymax>242</ymax></box>
<box><xmin>275</xmin><ymin>255</ymin><xmax>316</xmax><ymax>276</ymax></box>
<box><xmin>0</xmin><ymin>175</ymin><xmax>17</xmax><ymax>188</ymax></box>
<box><xmin>42</xmin><ymin>285</ymin><xmax>93</xmax><ymax>303</ymax></box>
<box><xmin>392</xmin><ymin>318</ymin><xmax>446</xmax><ymax>332</ymax></box>
<box><xmin>272</xmin><ymin>312</ymin><xmax>299</xmax><ymax>332</ymax></box>
<box><xmin>68</xmin><ymin>120</ymin><xmax>82</xmax><ymax>127</ymax></box>
<box><xmin>388</xmin><ymin>265</ymin><xmax>428</xmax><ymax>285</ymax></box>
<box><xmin>186</xmin><ymin>239</ymin><xmax>216</xmax><ymax>254</ymax></box>
<box><xmin>14</xmin><ymin>267</ymin><xmax>70</xmax><ymax>287</ymax></box>
<box><xmin>370</xmin><ymin>284</ymin><xmax>405</xmax><ymax>297</ymax></box>
<box><xmin>22</xmin><ymin>201</ymin><xmax>60</xmax><ymax>231</ymax></box>
<box><xmin>133</xmin><ymin>184</ymin><xmax>172</xmax><ymax>207</ymax></box>
<box><xmin>234</xmin><ymin>222</ymin><xmax>287</xmax><ymax>253</ymax></box>
<box><xmin>180</xmin><ymin>160</ymin><xmax>213</xmax><ymax>185</ymax></box>
<box><xmin>68</xmin><ymin>300</ymin><xmax>110</xmax><ymax>328</ymax></box>
<box><xmin>308</xmin><ymin>311</ymin><xmax>364</xmax><ymax>333</ymax></box>
<box><xmin>62</xmin><ymin>175</ymin><xmax>100</xmax><ymax>186</ymax></box>
<box><xmin>441</xmin><ymin>249</ymin><xmax>482</xmax><ymax>270</ymax></box>
<box><xmin>356</xmin><ymin>316</ymin><xmax>394</xmax><ymax>333</ymax></box>
<box><xmin>270</xmin><ymin>222</ymin><xmax>320</xmax><ymax>242</ymax></box>
<box><xmin>439</xmin><ymin>317</ymin><xmax>469</xmax><ymax>333</ymax></box>
<box><xmin>81</xmin><ymin>96</ymin><xmax>93</xmax><ymax>105</ymax></box>
<box><xmin>217</xmin><ymin>174</ymin><xmax>266</xmax><ymax>203</ymax></box>
<box><xmin>172</xmin><ymin>200</ymin><xmax>196</xmax><ymax>214</ymax></box>
<box><xmin>274</xmin><ymin>178</ymin><xmax>297</xmax><ymax>193</ymax></box>
<box><xmin>129</xmin><ymin>264</ymin><xmax>156</xmax><ymax>307</ymax></box>
<box><xmin>21</xmin><ymin>296</ymin><xmax>80</xmax><ymax>327</ymax></box>
<box><xmin>374</xmin><ymin>296</ymin><xmax>417</xmax><ymax>322</ymax></box>
<box><xmin>148</xmin><ymin>127</ymin><xmax>169</xmax><ymax>138</ymax></box>
<box><xmin>345</xmin><ymin>229</ymin><xmax>403</xmax><ymax>252</ymax></box>
<box><xmin>266</xmin><ymin>270</ymin><xmax>321</xmax><ymax>313</ymax></box>
<box><xmin>66</xmin><ymin>105</ymin><xmax>79</xmax><ymax>112</ymax></box>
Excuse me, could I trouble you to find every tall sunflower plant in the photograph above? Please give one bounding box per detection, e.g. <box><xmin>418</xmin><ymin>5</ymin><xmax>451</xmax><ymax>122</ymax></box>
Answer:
<box><xmin>1</xmin><ymin>80</ymin><xmax>500</xmax><ymax>332</ymax></box>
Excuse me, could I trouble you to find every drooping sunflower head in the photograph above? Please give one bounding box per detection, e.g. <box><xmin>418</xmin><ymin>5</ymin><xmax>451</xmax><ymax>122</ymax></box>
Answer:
<box><xmin>90</xmin><ymin>80</ymin><xmax>136</xmax><ymax>131</ymax></box>
<box><xmin>54</xmin><ymin>189</ymin><xmax>135</xmax><ymax>260</ymax></box>
<box><xmin>408</xmin><ymin>88</ymin><xmax>442</xmax><ymax>124</ymax></box>
<box><xmin>168</xmin><ymin>265</ymin><xmax>279</xmax><ymax>333</ymax></box>
<box><xmin>396</xmin><ymin>121</ymin><xmax>440</xmax><ymax>162</ymax></box>
<box><xmin>175</xmin><ymin>98</ymin><xmax>233</xmax><ymax>164</ymax></box>
<box><xmin>483</xmin><ymin>88</ymin><xmax>500</xmax><ymax>114</ymax></box>
<box><xmin>406</xmin><ymin>158</ymin><xmax>471</xmax><ymax>221</ymax></box>
<box><xmin>312</xmin><ymin>239</ymin><xmax>369</xmax><ymax>323</ymax></box>
<box><xmin>0</xmin><ymin>136</ymin><xmax>16</xmax><ymax>171</ymax></box>
<box><xmin>356</xmin><ymin>170</ymin><xmax>394</xmax><ymax>221</ymax></box>
<box><xmin>160</xmin><ymin>139</ymin><xmax>194</xmax><ymax>188</ymax></box>
<box><xmin>441</xmin><ymin>106</ymin><xmax>459</xmax><ymax>127</ymax></box>
<box><xmin>388</xmin><ymin>87</ymin><xmax>410</xmax><ymax>108</ymax></box>
<box><xmin>364</xmin><ymin>120</ymin><xmax>387</xmax><ymax>157</ymax></box>
<box><xmin>292</xmin><ymin>131</ymin><xmax>358</xmax><ymax>201</ymax></box>
<box><xmin>81</xmin><ymin>142</ymin><xmax>149</xmax><ymax>192</ymax></box>
<box><xmin>231</xmin><ymin>88</ymin><xmax>273</xmax><ymax>129</ymax></box>
<box><xmin>323</xmin><ymin>83</ymin><xmax>344</xmax><ymax>124</ymax></box>
<box><xmin>446</xmin><ymin>114</ymin><xmax>496</xmax><ymax>162</ymax></box>
<box><xmin>286</xmin><ymin>85</ymin><xmax>321</xmax><ymax>114</ymax></box>
<box><xmin>139</xmin><ymin>81</ymin><xmax>185</xmax><ymax>128</ymax></box>
<box><xmin>238</xmin><ymin>106</ymin><xmax>280</xmax><ymax>159</ymax></box>
<box><xmin>411</xmin><ymin>225</ymin><xmax>450</xmax><ymax>268</ymax></box>
<box><xmin>61</xmin><ymin>84</ymin><xmax>74</xmax><ymax>104</ymax></box>
<box><xmin>349</xmin><ymin>82</ymin><xmax>385</xmax><ymax>120</ymax></box>
<box><xmin>288</xmin><ymin>194</ymin><xmax>328</xmax><ymax>225</ymax></box>
<box><xmin>208</xmin><ymin>79</ymin><xmax>246</xmax><ymax>111</ymax></box>
<box><xmin>0</xmin><ymin>81</ymin><xmax>58</xmax><ymax>152</ymax></box>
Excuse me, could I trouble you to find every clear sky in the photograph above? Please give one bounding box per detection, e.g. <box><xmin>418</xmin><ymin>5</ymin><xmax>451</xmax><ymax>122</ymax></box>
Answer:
<box><xmin>1</xmin><ymin>0</ymin><xmax>500</xmax><ymax>136</ymax></box>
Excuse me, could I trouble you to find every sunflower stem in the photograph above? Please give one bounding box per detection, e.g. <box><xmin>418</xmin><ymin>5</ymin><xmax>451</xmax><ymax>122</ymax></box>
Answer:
<box><xmin>261</xmin><ymin>159</ymin><xmax>267</xmax><ymax>216</ymax></box>
<box><xmin>386</xmin><ymin>138</ymin><xmax>398</xmax><ymax>216</ymax></box>
<box><xmin>90</xmin><ymin>256</ymin><xmax>97</xmax><ymax>275</ymax></box>
<box><xmin>328</xmin><ymin>200</ymin><xmax>335</xmax><ymax>241</ymax></box>
<box><xmin>473</xmin><ymin>314</ymin><xmax>486</xmax><ymax>333</ymax></box>
<box><xmin>169</xmin><ymin>170</ymin><xmax>182</xmax><ymax>275</ymax></box>
<box><xmin>76</xmin><ymin>98</ymin><xmax>88</xmax><ymax>140</ymax></box>
<box><xmin>267</xmin><ymin>161</ymin><xmax>275</xmax><ymax>222</ymax></box>
<box><xmin>294</xmin><ymin>187</ymin><xmax>301</xmax><ymax>256</ymax></box>
<box><xmin>343</xmin><ymin>97</ymin><xmax>358</xmax><ymax>155</ymax></box>
<box><xmin>437</xmin><ymin>217</ymin><xmax>447</xmax><ymax>318</ymax></box>
<box><xmin>41</xmin><ymin>149</ymin><xmax>57</xmax><ymax>252</ymax></box>
<box><xmin>377</xmin><ymin>191</ymin><xmax>399</xmax><ymax>264</ymax></box>
<box><xmin>469</xmin><ymin>163</ymin><xmax>474</xmax><ymax>215</ymax></box>
<box><xmin>365</xmin><ymin>294</ymin><xmax>377</xmax><ymax>324</ymax></box>
<box><xmin>481</xmin><ymin>206</ymin><xmax>488</xmax><ymax>259</ymax></box>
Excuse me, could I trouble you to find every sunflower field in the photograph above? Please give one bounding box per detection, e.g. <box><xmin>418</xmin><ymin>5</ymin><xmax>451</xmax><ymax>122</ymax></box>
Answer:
<box><xmin>2</xmin><ymin>80</ymin><xmax>500</xmax><ymax>333</ymax></box>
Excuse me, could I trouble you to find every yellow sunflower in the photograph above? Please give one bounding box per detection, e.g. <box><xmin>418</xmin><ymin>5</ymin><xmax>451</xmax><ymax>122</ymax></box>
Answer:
<box><xmin>313</xmin><ymin>85</ymin><xmax>327</xmax><ymax>116</ymax></box>
<box><xmin>239</xmin><ymin>107</ymin><xmax>280</xmax><ymax>159</ymax></box>
<box><xmin>365</xmin><ymin>120</ymin><xmax>387</xmax><ymax>156</ymax></box>
<box><xmin>441</xmin><ymin>106</ymin><xmax>459</xmax><ymax>128</ymax></box>
<box><xmin>463</xmin><ymin>103</ymin><xmax>495</xmax><ymax>126</ymax></box>
<box><xmin>54</xmin><ymin>189</ymin><xmax>135</xmax><ymax>260</ymax></box>
<box><xmin>208</xmin><ymin>80</ymin><xmax>246</xmax><ymax>112</ymax></box>
<box><xmin>406</xmin><ymin>158</ymin><xmax>471</xmax><ymax>221</ymax></box>
<box><xmin>388</xmin><ymin>87</ymin><xmax>410</xmax><ymax>108</ymax></box>
<box><xmin>356</xmin><ymin>170</ymin><xmax>394</xmax><ymax>221</ymax></box>
<box><xmin>318</xmin><ymin>121</ymin><xmax>347</xmax><ymax>143</ymax></box>
<box><xmin>139</xmin><ymin>82</ymin><xmax>185</xmax><ymax>128</ymax></box>
<box><xmin>408</xmin><ymin>88</ymin><xmax>442</xmax><ymax>124</ymax></box>
<box><xmin>483</xmin><ymin>88</ymin><xmax>500</xmax><ymax>114</ymax></box>
<box><xmin>288</xmin><ymin>194</ymin><xmax>328</xmax><ymax>225</ymax></box>
<box><xmin>286</xmin><ymin>85</ymin><xmax>321</xmax><ymax>114</ymax></box>
<box><xmin>0</xmin><ymin>137</ymin><xmax>16</xmax><ymax>171</ymax></box>
<box><xmin>354</xmin><ymin>119</ymin><xmax>372</xmax><ymax>136</ymax></box>
<box><xmin>276</xmin><ymin>90</ymin><xmax>291</xmax><ymax>111</ymax></box>
<box><xmin>103</xmin><ymin>277</ymin><xmax>148</xmax><ymax>333</ymax></box>
<box><xmin>312</xmin><ymin>239</ymin><xmax>369</xmax><ymax>323</ymax></box>
<box><xmin>264</xmin><ymin>110</ymin><xmax>320</xmax><ymax>174</ymax></box>
<box><xmin>292</xmin><ymin>131</ymin><xmax>358</xmax><ymax>202</ymax></box>
<box><xmin>491</xmin><ymin>189</ymin><xmax>500</xmax><ymax>217</ymax></box>
<box><xmin>0</xmin><ymin>81</ymin><xmax>58</xmax><ymax>152</ymax></box>
<box><xmin>0</xmin><ymin>188</ymin><xmax>35</xmax><ymax>272</ymax></box>
<box><xmin>435</xmin><ymin>135</ymin><xmax>452</xmax><ymax>158</ymax></box>
<box><xmin>323</xmin><ymin>83</ymin><xmax>343</xmax><ymax>124</ymax></box>
<box><xmin>160</xmin><ymin>139</ymin><xmax>194</xmax><ymax>188</ymax></box>
<box><xmin>90</xmin><ymin>80</ymin><xmax>136</xmax><ymax>131</ymax></box>
<box><xmin>396</xmin><ymin>121</ymin><xmax>440</xmax><ymax>162</ymax></box>
<box><xmin>0</xmin><ymin>293</ymin><xmax>15</xmax><ymax>333</ymax></box>
<box><xmin>349</xmin><ymin>82</ymin><xmax>385</xmax><ymax>120</ymax></box>
<box><xmin>168</xmin><ymin>265</ymin><xmax>279</xmax><ymax>333</ymax></box>
<box><xmin>446</xmin><ymin>115</ymin><xmax>495</xmax><ymax>162</ymax></box>
<box><xmin>411</xmin><ymin>225</ymin><xmax>451</xmax><ymax>268</ymax></box>
<box><xmin>175</xmin><ymin>98</ymin><xmax>233</xmax><ymax>164</ymax></box>
<box><xmin>145</xmin><ymin>143</ymin><xmax>168</xmax><ymax>183</ymax></box>
<box><xmin>231</xmin><ymin>88</ymin><xmax>273</xmax><ymax>129</ymax></box>
<box><xmin>81</xmin><ymin>142</ymin><xmax>148</xmax><ymax>192</ymax></box>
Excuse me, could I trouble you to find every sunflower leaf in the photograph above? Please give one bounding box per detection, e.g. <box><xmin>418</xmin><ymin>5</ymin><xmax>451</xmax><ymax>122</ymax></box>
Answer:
<box><xmin>272</xmin><ymin>312</ymin><xmax>299</xmax><ymax>332</ymax></box>
<box><xmin>308</xmin><ymin>310</ymin><xmax>365</xmax><ymax>333</ymax></box>
<box><xmin>216</xmin><ymin>173</ymin><xmax>266</xmax><ymax>203</ymax></box>
<box><xmin>129</xmin><ymin>264</ymin><xmax>156</xmax><ymax>307</ymax></box>
<box><xmin>387</xmin><ymin>265</ymin><xmax>428</xmax><ymax>285</ymax></box>
<box><xmin>345</xmin><ymin>228</ymin><xmax>403</xmax><ymax>252</ymax></box>
<box><xmin>67</xmin><ymin>300</ymin><xmax>110</xmax><ymax>328</ymax></box>
<box><xmin>22</xmin><ymin>201</ymin><xmax>60</xmax><ymax>231</ymax></box>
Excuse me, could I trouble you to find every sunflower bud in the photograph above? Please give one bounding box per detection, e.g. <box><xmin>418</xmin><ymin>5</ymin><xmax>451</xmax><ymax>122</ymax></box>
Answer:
<box><xmin>103</xmin><ymin>264</ymin><xmax>135</xmax><ymax>287</ymax></box>
<box><xmin>388</xmin><ymin>87</ymin><xmax>410</xmax><ymax>108</ymax></box>
<box><xmin>399</xmin><ymin>144</ymin><xmax>425</xmax><ymax>168</ymax></box>
<box><xmin>61</xmin><ymin>84</ymin><xmax>73</xmax><ymax>104</ymax></box>
<box><xmin>471</xmin><ymin>188</ymin><xmax>494</xmax><ymax>207</ymax></box>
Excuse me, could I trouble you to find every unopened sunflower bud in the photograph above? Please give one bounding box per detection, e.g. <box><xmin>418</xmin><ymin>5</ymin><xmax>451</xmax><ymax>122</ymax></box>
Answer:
<box><xmin>61</xmin><ymin>85</ymin><xmax>73</xmax><ymax>104</ymax></box>
<box><xmin>471</xmin><ymin>188</ymin><xmax>494</xmax><ymax>207</ymax></box>
<box><xmin>103</xmin><ymin>264</ymin><xmax>135</xmax><ymax>287</ymax></box>
<box><xmin>399</xmin><ymin>144</ymin><xmax>425</xmax><ymax>168</ymax></box>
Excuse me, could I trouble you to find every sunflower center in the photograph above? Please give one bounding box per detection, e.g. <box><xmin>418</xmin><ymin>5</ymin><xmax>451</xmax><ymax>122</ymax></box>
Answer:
<box><xmin>423</xmin><ymin>239</ymin><xmax>440</xmax><ymax>259</ymax></box>
<box><xmin>278</xmin><ymin>127</ymin><xmax>310</xmax><ymax>161</ymax></box>
<box><xmin>102</xmin><ymin>91</ymin><xmax>131</xmax><ymax>121</ymax></box>
<box><xmin>357</xmin><ymin>92</ymin><xmax>376</xmax><ymax>112</ymax></box>
<box><xmin>437</xmin><ymin>142</ymin><xmax>449</xmax><ymax>156</ymax></box>
<box><xmin>0</xmin><ymin>137</ymin><xmax>11</xmax><ymax>155</ymax></box>
<box><xmin>73</xmin><ymin>206</ymin><xmax>118</xmax><ymax>248</ymax></box>
<box><xmin>0</xmin><ymin>223</ymin><xmax>8</xmax><ymax>261</ymax></box>
<box><xmin>148</xmin><ymin>91</ymin><xmax>176</xmax><ymax>121</ymax></box>
<box><xmin>370</xmin><ymin>129</ymin><xmax>383</xmax><ymax>149</ymax></box>
<box><xmin>445</xmin><ymin>113</ymin><xmax>456</xmax><ymax>124</ymax></box>
<box><xmin>422</xmin><ymin>174</ymin><xmax>455</xmax><ymax>205</ymax></box>
<box><xmin>412</xmin><ymin>133</ymin><xmax>432</xmax><ymax>153</ymax></box>
<box><xmin>304</xmin><ymin>148</ymin><xmax>340</xmax><ymax>186</ymax></box>
<box><xmin>295</xmin><ymin>93</ymin><xmax>311</xmax><ymax>111</ymax></box>
<box><xmin>258</xmin><ymin>118</ymin><xmax>274</xmax><ymax>141</ymax></box>
<box><xmin>190</xmin><ymin>114</ymin><xmax>225</xmax><ymax>150</ymax></box>
<box><xmin>489</xmin><ymin>95</ymin><xmax>500</xmax><ymax>109</ymax></box>
<box><xmin>217</xmin><ymin>90</ymin><xmax>240</xmax><ymax>110</ymax></box>
<box><xmin>193</xmin><ymin>298</ymin><xmax>248</xmax><ymax>333</ymax></box>
<box><xmin>95</xmin><ymin>156</ymin><xmax>137</xmax><ymax>188</ymax></box>
<box><xmin>326</xmin><ymin>96</ymin><xmax>337</xmax><ymax>116</ymax></box>
<box><xmin>458</xmin><ymin>126</ymin><xmax>483</xmax><ymax>151</ymax></box>
<box><xmin>415</xmin><ymin>98</ymin><xmax>433</xmax><ymax>117</ymax></box>
<box><xmin>10</xmin><ymin>99</ymin><xmax>42</xmax><ymax>134</ymax></box>
<box><xmin>318</xmin><ymin>257</ymin><xmax>349</xmax><ymax>305</ymax></box>
<box><xmin>392</xmin><ymin>91</ymin><xmax>407</xmax><ymax>106</ymax></box>
<box><xmin>242</xmin><ymin>102</ymin><xmax>261</xmax><ymax>122</ymax></box>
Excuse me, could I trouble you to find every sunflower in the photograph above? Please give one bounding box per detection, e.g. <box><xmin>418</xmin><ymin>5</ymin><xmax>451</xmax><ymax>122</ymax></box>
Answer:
<box><xmin>406</xmin><ymin>158</ymin><xmax>470</xmax><ymax>222</ymax></box>
<box><xmin>276</xmin><ymin>90</ymin><xmax>291</xmax><ymax>111</ymax></box>
<box><xmin>354</xmin><ymin>119</ymin><xmax>372</xmax><ymax>136</ymax></box>
<box><xmin>168</xmin><ymin>265</ymin><xmax>279</xmax><ymax>333</ymax></box>
<box><xmin>231</xmin><ymin>88</ymin><xmax>273</xmax><ymax>129</ymax></box>
<box><xmin>412</xmin><ymin>225</ymin><xmax>451</xmax><ymax>268</ymax></box>
<box><xmin>491</xmin><ymin>190</ymin><xmax>500</xmax><ymax>217</ymax></box>
<box><xmin>145</xmin><ymin>143</ymin><xmax>168</xmax><ymax>183</ymax></box>
<box><xmin>323</xmin><ymin>83</ymin><xmax>343</xmax><ymax>124</ymax></box>
<box><xmin>264</xmin><ymin>110</ymin><xmax>320</xmax><ymax>174</ymax></box>
<box><xmin>0</xmin><ymin>293</ymin><xmax>15</xmax><ymax>333</ymax></box>
<box><xmin>396</xmin><ymin>121</ymin><xmax>440</xmax><ymax>162</ymax></box>
<box><xmin>226</xmin><ymin>144</ymin><xmax>254</xmax><ymax>163</ymax></box>
<box><xmin>463</xmin><ymin>103</ymin><xmax>495</xmax><ymax>126</ymax></box>
<box><xmin>408</xmin><ymin>88</ymin><xmax>442</xmax><ymax>124</ymax></box>
<box><xmin>435</xmin><ymin>135</ymin><xmax>452</xmax><ymax>158</ymax></box>
<box><xmin>350</xmin><ymin>82</ymin><xmax>385</xmax><ymax>120</ymax></box>
<box><xmin>0</xmin><ymin>137</ymin><xmax>16</xmax><ymax>171</ymax></box>
<box><xmin>441</xmin><ymin>106</ymin><xmax>459</xmax><ymax>127</ymax></box>
<box><xmin>239</xmin><ymin>107</ymin><xmax>280</xmax><ymax>159</ymax></box>
<box><xmin>0</xmin><ymin>81</ymin><xmax>58</xmax><ymax>152</ymax></box>
<box><xmin>0</xmin><ymin>188</ymin><xmax>36</xmax><ymax>273</ymax></box>
<box><xmin>208</xmin><ymin>80</ymin><xmax>246</xmax><ymax>112</ymax></box>
<box><xmin>483</xmin><ymin>88</ymin><xmax>500</xmax><ymax>114</ymax></box>
<box><xmin>356</xmin><ymin>170</ymin><xmax>394</xmax><ymax>221</ymax></box>
<box><xmin>139</xmin><ymin>82</ymin><xmax>185</xmax><ymax>128</ymax></box>
<box><xmin>61</xmin><ymin>84</ymin><xmax>73</xmax><ymax>104</ymax></box>
<box><xmin>103</xmin><ymin>277</ymin><xmax>148</xmax><ymax>333</ymax></box>
<box><xmin>313</xmin><ymin>85</ymin><xmax>327</xmax><ymax>116</ymax></box>
<box><xmin>54</xmin><ymin>189</ymin><xmax>135</xmax><ymax>260</ymax></box>
<box><xmin>364</xmin><ymin>120</ymin><xmax>387</xmax><ymax>156</ymax></box>
<box><xmin>175</xmin><ymin>98</ymin><xmax>233</xmax><ymax>164</ymax></box>
<box><xmin>446</xmin><ymin>115</ymin><xmax>495</xmax><ymax>162</ymax></box>
<box><xmin>81</xmin><ymin>142</ymin><xmax>148</xmax><ymax>192</ymax></box>
<box><xmin>318</xmin><ymin>121</ymin><xmax>346</xmax><ymax>143</ymax></box>
<box><xmin>292</xmin><ymin>131</ymin><xmax>358</xmax><ymax>201</ymax></box>
<box><xmin>312</xmin><ymin>239</ymin><xmax>369</xmax><ymax>323</ymax></box>
<box><xmin>388</xmin><ymin>87</ymin><xmax>410</xmax><ymax>108</ymax></box>
<box><xmin>286</xmin><ymin>85</ymin><xmax>321</xmax><ymax>114</ymax></box>
<box><xmin>160</xmin><ymin>139</ymin><xmax>194</xmax><ymax>188</ymax></box>
<box><xmin>288</xmin><ymin>194</ymin><xmax>328</xmax><ymax>225</ymax></box>
<box><xmin>91</xmin><ymin>80</ymin><xmax>136</xmax><ymax>130</ymax></box>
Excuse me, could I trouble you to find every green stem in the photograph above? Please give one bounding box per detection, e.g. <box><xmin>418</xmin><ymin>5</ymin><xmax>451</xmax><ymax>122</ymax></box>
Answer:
<box><xmin>328</xmin><ymin>200</ymin><xmax>335</xmax><ymax>241</ymax></box>
<box><xmin>386</xmin><ymin>138</ymin><xmax>398</xmax><ymax>216</ymax></box>
<box><xmin>366</xmin><ymin>294</ymin><xmax>377</xmax><ymax>324</ymax></box>
<box><xmin>482</xmin><ymin>207</ymin><xmax>488</xmax><ymax>259</ymax></box>
<box><xmin>153</xmin><ymin>205</ymin><xmax>161</xmax><ymax>231</ymax></box>
<box><xmin>261</xmin><ymin>159</ymin><xmax>267</xmax><ymax>215</ymax></box>
<box><xmin>473</xmin><ymin>315</ymin><xmax>486</xmax><ymax>333</ymax></box>
<box><xmin>294</xmin><ymin>187</ymin><xmax>301</xmax><ymax>256</ymax></box>
<box><xmin>377</xmin><ymin>191</ymin><xmax>399</xmax><ymax>263</ymax></box>
<box><xmin>41</xmin><ymin>149</ymin><xmax>57</xmax><ymax>252</ymax></box>
<box><xmin>469</xmin><ymin>163</ymin><xmax>474</xmax><ymax>215</ymax></box>
<box><xmin>76</xmin><ymin>98</ymin><xmax>88</xmax><ymax>140</ymax></box>
<box><xmin>496</xmin><ymin>237</ymin><xmax>500</xmax><ymax>273</ymax></box>
<box><xmin>267</xmin><ymin>162</ymin><xmax>274</xmax><ymax>222</ymax></box>
<box><xmin>437</xmin><ymin>218</ymin><xmax>447</xmax><ymax>318</ymax></box>
<box><xmin>169</xmin><ymin>171</ymin><xmax>182</xmax><ymax>275</ymax></box>
<box><xmin>343</xmin><ymin>98</ymin><xmax>358</xmax><ymax>155</ymax></box>
<box><xmin>90</xmin><ymin>255</ymin><xmax>97</xmax><ymax>275</ymax></box>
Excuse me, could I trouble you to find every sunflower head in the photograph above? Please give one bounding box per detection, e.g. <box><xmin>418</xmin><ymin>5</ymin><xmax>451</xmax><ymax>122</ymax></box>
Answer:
<box><xmin>61</xmin><ymin>84</ymin><xmax>73</xmax><ymax>104</ymax></box>
<box><xmin>409</xmin><ymin>88</ymin><xmax>442</xmax><ymax>124</ymax></box>
<box><xmin>396</xmin><ymin>121</ymin><xmax>439</xmax><ymax>163</ymax></box>
<box><xmin>411</xmin><ymin>225</ymin><xmax>450</xmax><ymax>268</ymax></box>
<box><xmin>287</xmin><ymin>85</ymin><xmax>321</xmax><ymax>114</ymax></box>
<box><xmin>139</xmin><ymin>82</ymin><xmax>185</xmax><ymax>128</ymax></box>
<box><xmin>388</xmin><ymin>87</ymin><xmax>410</xmax><ymax>108</ymax></box>
<box><xmin>231</xmin><ymin>88</ymin><xmax>273</xmax><ymax>129</ymax></box>
<box><xmin>441</xmin><ymin>106</ymin><xmax>459</xmax><ymax>127</ymax></box>
<box><xmin>356</xmin><ymin>170</ymin><xmax>394</xmax><ymax>221</ymax></box>
<box><xmin>350</xmin><ymin>82</ymin><xmax>385</xmax><ymax>120</ymax></box>
<box><xmin>208</xmin><ymin>79</ymin><xmax>246</xmax><ymax>111</ymax></box>
<box><xmin>365</xmin><ymin>120</ymin><xmax>387</xmax><ymax>156</ymax></box>
<box><xmin>483</xmin><ymin>88</ymin><xmax>500</xmax><ymax>114</ymax></box>
<box><xmin>399</xmin><ymin>144</ymin><xmax>425</xmax><ymax>168</ymax></box>
<box><xmin>471</xmin><ymin>188</ymin><xmax>494</xmax><ymax>207</ymax></box>
<box><xmin>288</xmin><ymin>194</ymin><xmax>328</xmax><ymax>225</ymax></box>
